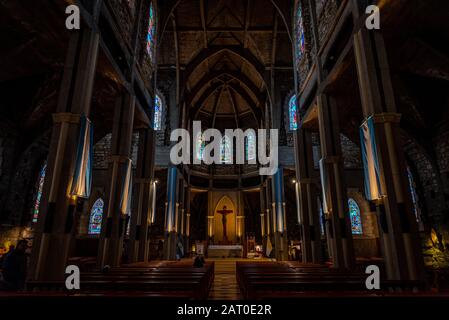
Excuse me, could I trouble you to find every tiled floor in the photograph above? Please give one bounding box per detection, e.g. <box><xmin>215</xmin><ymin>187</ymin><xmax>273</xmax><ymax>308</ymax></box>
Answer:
<box><xmin>207</xmin><ymin>258</ymin><xmax>271</xmax><ymax>300</ymax></box>
<box><xmin>208</xmin><ymin>259</ymin><xmax>242</xmax><ymax>300</ymax></box>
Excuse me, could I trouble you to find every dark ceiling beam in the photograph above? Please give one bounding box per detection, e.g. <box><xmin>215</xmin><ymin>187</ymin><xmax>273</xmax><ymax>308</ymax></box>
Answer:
<box><xmin>199</xmin><ymin>0</ymin><xmax>208</xmax><ymax>48</ymax></box>
<box><xmin>190</xmin><ymin>82</ymin><xmax>223</xmax><ymax>119</ymax></box>
<box><xmin>229</xmin><ymin>83</ymin><xmax>263</xmax><ymax>119</ymax></box>
<box><xmin>227</xmin><ymin>88</ymin><xmax>241</xmax><ymax>127</ymax></box>
<box><xmin>164</xmin><ymin>27</ymin><xmax>288</xmax><ymax>33</ymax></box>
<box><xmin>171</xmin><ymin>13</ymin><xmax>180</xmax><ymax>106</ymax></box>
<box><xmin>190</xmin><ymin>82</ymin><xmax>262</xmax><ymax>121</ymax></box>
<box><xmin>243</xmin><ymin>0</ymin><xmax>251</xmax><ymax>49</ymax></box>
<box><xmin>182</xmin><ymin>46</ymin><xmax>265</xmax><ymax>85</ymax></box>
<box><xmin>185</xmin><ymin>70</ymin><xmax>262</xmax><ymax>106</ymax></box>
<box><xmin>211</xmin><ymin>86</ymin><xmax>224</xmax><ymax>127</ymax></box>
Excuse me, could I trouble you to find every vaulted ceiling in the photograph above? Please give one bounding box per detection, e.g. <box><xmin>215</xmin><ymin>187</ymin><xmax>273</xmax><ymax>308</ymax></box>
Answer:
<box><xmin>157</xmin><ymin>0</ymin><xmax>293</xmax><ymax>130</ymax></box>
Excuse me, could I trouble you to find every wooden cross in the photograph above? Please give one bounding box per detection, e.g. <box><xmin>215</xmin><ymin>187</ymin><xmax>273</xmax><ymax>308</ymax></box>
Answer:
<box><xmin>217</xmin><ymin>205</ymin><xmax>233</xmax><ymax>242</ymax></box>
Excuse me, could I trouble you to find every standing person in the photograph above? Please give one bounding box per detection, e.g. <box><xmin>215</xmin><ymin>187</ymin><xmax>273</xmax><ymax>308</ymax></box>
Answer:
<box><xmin>1</xmin><ymin>240</ymin><xmax>29</xmax><ymax>291</ymax></box>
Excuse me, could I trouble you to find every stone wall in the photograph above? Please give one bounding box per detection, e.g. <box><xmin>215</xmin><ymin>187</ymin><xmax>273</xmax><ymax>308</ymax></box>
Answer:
<box><xmin>93</xmin><ymin>132</ymin><xmax>140</xmax><ymax>170</ymax></box>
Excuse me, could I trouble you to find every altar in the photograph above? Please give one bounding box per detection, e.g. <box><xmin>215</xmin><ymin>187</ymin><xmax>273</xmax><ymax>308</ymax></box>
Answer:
<box><xmin>207</xmin><ymin>244</ymin><xmax>243</xmax><ymax>258</ymax></box>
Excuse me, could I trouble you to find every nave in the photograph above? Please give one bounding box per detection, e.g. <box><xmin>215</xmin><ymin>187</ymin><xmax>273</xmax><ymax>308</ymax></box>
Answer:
<box><xmin>1</xmin><ymin>0</ymin><xmax>449</xmax><ymax>307</ymax></box>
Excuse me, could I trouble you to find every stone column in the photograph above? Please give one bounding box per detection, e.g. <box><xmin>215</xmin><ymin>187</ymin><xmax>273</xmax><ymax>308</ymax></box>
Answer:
<box><xmin>128</xmin><ymin>128</ymin><xmax>155</xmax><ymax>263</ymax></box>
<box><xmin>164</xmin><ymin>167</ymin><xmax>178</xmax><ymax>260</ymax></box>
<box><xmin>184</xmin><ymin>186</ymin><xmax>191</xmax><ymax>254</ymax></box>
<box><xmin>29</xmin><ymin>29</ymin><xmax>99</xmax><ymax>281</ymax></box>
<box><xmin>354</xmin><ymin>28</ymin><xmax>424</xmax><ymax>280</ymax></box>
<box><xmin>272</xmin><ymin>168</ymin><xmax>288</xmax><ymax>261</ymax></box>
<box><xmin>265</xmin><ymin>179</ymin><xmax>273</xmax><ymax>256</ymax></box>
<box><xmin>260</xmin><ymin>185</ymin><xmax>266</xmax><ymax>251</ymax></box>
<box><xmin>295</xmin><ymin>128</ymin><xmax>322</xmax><ymax>263</ymax></box>
<box><xmin>317</xmin><ymin>94</ymin><xmax>355</xmax><ymax>270</ymax></box>
<box><xmin>97</xmin><ymin>93</ymin><xmax>136</xmax><ymax>268</ymax></box>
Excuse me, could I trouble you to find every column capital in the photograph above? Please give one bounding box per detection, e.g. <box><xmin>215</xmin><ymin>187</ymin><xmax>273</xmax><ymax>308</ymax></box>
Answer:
<box><xmin>52</xmin><ymin>112</ymin><xmax>81</xmax><ymax>124</ymax></box>
<box><xmin>371</xmin><ymin>113</ymin><xmax>401</xmax><ymax>124</ymax></box>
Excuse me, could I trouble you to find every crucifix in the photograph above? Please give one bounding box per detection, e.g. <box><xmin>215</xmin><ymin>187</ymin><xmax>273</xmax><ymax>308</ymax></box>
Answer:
<box><xmin>217</xmin><ymin>205</ymin><xmax>233</xmax><ymax>242</ymax></box>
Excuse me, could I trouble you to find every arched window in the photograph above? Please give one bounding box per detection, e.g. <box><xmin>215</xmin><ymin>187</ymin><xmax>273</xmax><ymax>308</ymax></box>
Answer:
<box><xmin>221</xmin><ymin>135</ymin><xmax>232</xmax><ymax>164</ymax></box>
<box><xmin>295</xmin><ymin>1</ymin><xmax>305</xmax><ymax>67</ymax></box>
<box><xmin>88</xmin><ymin>198</ymin><xmax>104</xmax><ymax>235</ymax></box>
<box><xmin>406</xmin><ymin>166</ymin><xmax>421</xmax><ymax>222</ymax></box>
<box><xmin>289</xmin><ymin>95</ymin><xmax>298</xmax><ymax>131</ymax></box>
<box><xmin>154</xmin><ymin>94</ymin><xmax>162</xmax><ymax>130</ymax></box>
<box><xmin>33</xmin><ymin>163</ymin><xmax>47</xmax><ymax>223</ymax></box>
<box><xmin>146</xmin><ymin>2</ymin><xmax>156</xmax><ymax>62</ymax></box>
<box><xmin>196</xmin><ymin>132</ymin><xmax>205</xmax><ymax>161</ymax></box>
<box><xmin>317</xmin><ymin>198</ymin><xmax>325</xmax><ymax>235</ymax></box>
<box><xmin>348</xmin><ymin>198</ymin><xmax>363</xmax><ymax>235</ymax></box>
<box><xmin>245</xmin><ymin>131</ymin><xmax>256</xmax><ymax>161</ymax></box>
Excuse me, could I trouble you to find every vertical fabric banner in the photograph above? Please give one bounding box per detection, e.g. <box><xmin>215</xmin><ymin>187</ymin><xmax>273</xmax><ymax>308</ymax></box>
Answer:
<box><xmin>150</xmin><ymin>181</ymin><xmax>157</xmax><ymax>224</ymax></box>
<box><xmin>70</xmin><ymin>115</ymin><xmax>93</xmax><ymax>198</ymax></box>
<box><xmin>319</xmin><ymin>159</ymin><xmax>330</xmax><ymax>214</ymax></box>
<box><xmin>360</xmin><ymin>117</ymin><xmax>383</xmax><ymax>201</ymax></box>
<box><xmin>295</xmin><ymin>182</ymin><xmax>301</xmax><ymax>224</ymax></box>
<box><xmin>120</xmin><ymin>158</ymin><xmax>133</xmax><ymax>215</ymax></box>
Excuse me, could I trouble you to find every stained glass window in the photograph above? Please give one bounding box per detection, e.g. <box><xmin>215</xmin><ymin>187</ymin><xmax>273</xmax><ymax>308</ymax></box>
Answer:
<box><xmin>295</xmin><ymin>1</ymin><xmax>306</xmax><ymax>67</ymax></box>
<box><xmin>154</xmin><ymin>94</ymin><xmax>162</xmax><ymax>130</ymax></box>
<box><xmin>196</xmin><ymin>132</ymin><xmax>205</xmax><ymax>161</ymax></box>
<box><xmin>88</xmin><ymin>198</ymin><xmax>104</xmax><ymax>235</ymax></box>
<box><xmin>221</xmin><ymin>135</ymin><xmax>232</xmax><ymax>164</ymax></box>
<box><xmin>318</xmin><ymin>198</ymin><xmax>325</xmax><ymax>235</ymax></box>
<box><xmin>407</xmin><ymin>166</ymin><xmax>421</xmax><ymax>222</ymax></box>
<box><xmin>289</xmin><ymin>95</ymin><xmax>298</xmax><ymax>130</ymax></box>
<box><xmin>33</xmin><ymin>163</ymin><xmax>47</xmax><ymax>223</ymax></box>
<box><xmin>348</xmin><ymin>198</ymin><xmax>362</xmax><ymax>235</ymax></box>
<box><xmin>246</xmin><ymin>131</ymin><xmax>256</xmax><ymax>161</ymax></box>
<box><xmin>146</xmin><ymin>2</ymin><xmax>156</xmax><ymax>62</ymax></box>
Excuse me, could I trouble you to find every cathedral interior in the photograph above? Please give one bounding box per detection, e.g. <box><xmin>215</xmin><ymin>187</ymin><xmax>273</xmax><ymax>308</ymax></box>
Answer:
<box><xmin>1</xmin><ymin>0</ymin><xmax>449</xmax><ymax>307</ymax></box>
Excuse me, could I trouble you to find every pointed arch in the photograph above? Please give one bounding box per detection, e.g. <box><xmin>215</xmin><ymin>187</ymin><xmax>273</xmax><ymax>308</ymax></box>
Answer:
<box><xmin>32</xmin><ymin>162</ymin><xmax>47</xmax><ymax>223</ymax></box>
<box><xmin>146</xmin><ymin>1</ymin><xmax>157</xmax><ymax>62</ymax></box>
<box><xmin>88</xmin><ymin>198</ymin><xmax>104</xmax><ymax>235</ymax></box>
<box><xmin>406</xmin><ymin>165</ymin><xmax>421</xmax><ymax>223</ymax></box>
<box><xmin>154</xmin><ymin>94</ymin><xmax>163</xmax><ymax>130</ymax></box>
<box><xmin>246</xmin><ymin>130</ymin><xmax>256</xmax><ymax>161</ymax></box>
<box><xmin>196</xmin><ymin>131</ymin><xmax>205</xmax><ymax>161</ymax></box>
<box><xmin>348</xmin><ymin>198</ymin><xmax>362</xmax><ymax>235</ymax></box>
<box><xmin>294</xmin><ymin>0</ymin><xmax>306</xmax><ymax>68</ymax></box>
<box><xmin>289</xmin><ymin>95</ymin><xmax>298</xmax><ymax>130</ymax></box>
<box><xmin>221</xmin><ymin>135</ymin><xmax>232</xmax><ymax>164</ymax></box>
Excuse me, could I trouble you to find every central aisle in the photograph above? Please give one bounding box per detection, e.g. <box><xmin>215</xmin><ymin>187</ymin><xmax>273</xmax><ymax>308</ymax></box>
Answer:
<box><xmin>208</xmin><ymin>259</ymin><xmax>242</xmax><ymax>300</ymax></box>
<box><xmin>207</xmin><ymin>258</ymin><xmax>272</xmax><ymax>300</ymax></box>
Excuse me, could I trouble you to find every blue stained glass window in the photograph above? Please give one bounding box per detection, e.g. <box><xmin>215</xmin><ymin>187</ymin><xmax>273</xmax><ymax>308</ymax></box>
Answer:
<box><xmin>348</xmin><ymin>198</ymin><xmax>362</xmax><ymax>235</ymax></box>
<box><xmin>289</xmin><ymin>95</ymin><xmax>298</xmax><ymax>130</ymax></box>
<box><xmin>33</xmin><ymin>163</ymin><xmax>47</xmax><ymax>223</ymax></box>
<box><xmin>295</xmin><ymin>1</ymin><xmax>306</xmax><ymax>66</ymax></box>
<box><xmin>154</xmin><ymin>94</ymin><xmax>162</xmax><ymax>130</ymax></box>
<box><xmin>318</xmin><ymin>200</ymin><xmax>325</xmax><ymax>235</ymax></box>
<box><xmin>146</xmin><ymin>2</ymin><xmax>156</xmax><ymax>62</ymax></box>
<box><xmin>406</xmin><ymin>166</ymin><xmax>421</xmax><ymax>222</ymax></box>
<box><xmin>196</xmin><ymin>132</ymin><xmax>205</xmax><ymax>161</ymax></box>
<box><xmin>88</xmin><ymin>198</ymin><xmax>104</xmax><ymax>235</ymax></box>
<box><xmin>246</xmin><ymin>131</ymin><xmax>256</xmax><ymax>161</ymax></box>
<box><xmin>221</xmin><ymin>135</ymin><xmax>232</xmax><ymax>164</ymax></box>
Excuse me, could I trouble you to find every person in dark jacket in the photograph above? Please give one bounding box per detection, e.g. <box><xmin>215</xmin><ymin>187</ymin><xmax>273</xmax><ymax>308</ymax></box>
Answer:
<box><xmin>1</xmin><ymin>240</ymin><xmax>28</xmax><ymax>291</ymax></box>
